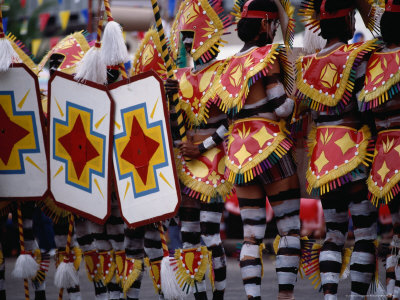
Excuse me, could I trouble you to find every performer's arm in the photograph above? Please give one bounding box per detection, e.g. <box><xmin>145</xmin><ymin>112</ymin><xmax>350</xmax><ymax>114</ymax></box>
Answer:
<box><xmin>264</xmin><ymin>61</ymin><xmax>294</xmax><ymax>119</ymax></box>
<box><xmin>198</xmin><ymin>119</ymin><xmax>229</xmax><ymax>154</ymax></box>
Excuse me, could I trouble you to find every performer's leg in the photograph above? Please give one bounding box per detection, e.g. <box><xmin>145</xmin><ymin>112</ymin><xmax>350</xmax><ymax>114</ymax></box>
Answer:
<box><xmin>75</xmin><ymin>218</ymin><xmax>107</xmax><ymax>299</ymax></box>
<box><xmin>348</xmin><ymin>182</ymin><xmax>377</xmax><ymax>298</ymax></box>
<box><xmin>200</xmin><ymin>202</ymin><xmax>226</xmax><ymax>300</ymax></box>
<box><xmin>319</xmin><ymin>187</ymin><xmax>349</xmax><ymax>299</ymax></box>
<box><xmin>386</xmin><ymin>199</ymin><xmax>400</xmax><ymax>299</ymax></box>
<box><xmin>105</xmin><ymin>204</ymin><xmax>124</xmax><ymax>300</ymax></box>
<box><xmin>144</xmin><ymin>225</ymin><xmax>164</xmax><ymax>263</ymax></box>
<box><xmin>236</xmin><ymin>184</ymin><xmax>266</xmax><ymax>300</ymax></box>
<box><xmin>124</xmin><ymin>226</ymin><xmax>145</xmax><ymax>300</ymax></box>
<box><xmin>53</xmin><ymin>219</ymin><xmax>82</xmax><ymax>300</ymax></box>
<box><xmin>21</xmin><ymin>202</ymin><xmax>46</xmax><ymax>300</ymax></box>
<box><xmin>180</xmin><ymin>196</ymin><xmax>207</xmax><ymax>300</ymax></box>
<box><xmin>266</xmin><ymin>175</ymin><xmax>301</xmax><ymax>300</ymax></box>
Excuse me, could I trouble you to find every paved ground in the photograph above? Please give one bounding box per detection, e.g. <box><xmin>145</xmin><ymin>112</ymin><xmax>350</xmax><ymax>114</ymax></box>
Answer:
<box><xmin>4</xmin><ymin>254</ymin><xmax>386</xmax><ymax>300</ymax></box>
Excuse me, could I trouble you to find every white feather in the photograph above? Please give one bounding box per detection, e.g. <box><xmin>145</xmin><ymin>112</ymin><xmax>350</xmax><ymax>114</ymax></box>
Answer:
<box><xmin>303</xmin><ymin>27</ymin><xmax>327</xmax><ymax>55</ymax></box>
<box><xmin>100</xmin><ymin>21</ymin><xmax>129</xmax><ymax>66</ymax></box>
<box><xmin>161</xmin><ymin>256</ymin><xmax>188</xmax><ymax>300</ymax></box>
<box><xmin>0</xmin><ymin>38</ymin><xmax>19</xmax><ymax>72</ymax></box>
<box><xmin>74</xmin><ymin>47</ymin><xmax>107</xmax><ymax>84</ymax></box>
<box><xmin>54</xmin><ymin>261</ymin><xmax>79</xmax><ymax>289</ymax></box>
<box><xmin>12</xmin><ymin>254</ymin><xmax>39</xmax><ymax>279</ymax></box>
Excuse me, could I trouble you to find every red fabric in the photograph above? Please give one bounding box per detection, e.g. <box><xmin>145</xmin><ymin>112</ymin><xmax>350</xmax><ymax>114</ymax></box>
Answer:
<box><xmin>39</xmin><ymin>13</ymin><xmax>50</xmax><ymax>32</ymax></box>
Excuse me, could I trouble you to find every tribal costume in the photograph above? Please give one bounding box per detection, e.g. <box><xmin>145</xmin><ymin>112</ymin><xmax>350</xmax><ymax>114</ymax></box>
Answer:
<box><xmin>296</xmin><ymin>0</ymin><xmax>381</xmax><ymax>298</ymax></box>
<box><xmin>167</xmin><ymin>0</ymin><xmax>234</xmax><ymax>298</ymax></box>
<box><xmin>212</xmin><ymin>0</ymin><xmax>300</xmax><ymax>299</ymax></box>
<box><xmin>358</xmin><ymin>0</ymin><xmax>400</xmax><ymax>298</ymax></box>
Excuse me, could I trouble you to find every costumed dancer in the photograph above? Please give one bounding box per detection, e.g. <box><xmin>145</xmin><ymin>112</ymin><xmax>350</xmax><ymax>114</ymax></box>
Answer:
<box><xmin>37</xmin><ymin>31</ymin><xmax>93</xmax><ymax>300</ymax></box>
<box><xmin>211</xmin><ymin>0</ymin><xmax>300</xmax><ymax>299</ymax></box>
<box><xmin>72</xmin><ymin>4</ymin><xmax>127</xmax><ymax>299</ymax></box>
<box><xmin>163</xmin><ymin>0</ymin><xmax>233</xmax><ymax>298</ymax></box>
<box><xmin>296</xmin><ymin>0</ymin><xmax>381</xmax><ymax>298</ymax></box>
<box><xmin>358</xmin><ymin>0</ymin><xmax>400</xmax><ymax>298</ymax></box>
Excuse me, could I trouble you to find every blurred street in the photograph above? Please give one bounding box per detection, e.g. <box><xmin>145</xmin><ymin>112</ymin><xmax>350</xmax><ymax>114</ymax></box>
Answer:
<box><xmin>4</xmin><ymin>254</ymin><xmax>386</xmax><ymax>299</ymax></box>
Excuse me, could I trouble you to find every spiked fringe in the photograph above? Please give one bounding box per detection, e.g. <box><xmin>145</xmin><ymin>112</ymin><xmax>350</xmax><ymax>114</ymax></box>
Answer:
<box><xmin>99</xmin><ymin>250</ymin><xmax>116</xmax><ymax>284</ymax></box>
<box><xmin>225</xmin><ymin>121</ymin><xmax>293</xmax><ymax>184</ymax></box>
<box><xmin>6</xmin><ymin>33</ymin><xmax>38</xmax><ymax>73</ymax></box>
<box><xmin>295</xmin><ymin>39</ymin><xmax>380</xmax><ymax>114</ymax></box>
<box><xmin>33</xmin><ymin>249</ymin><xmax>50</xmax><ymax>284</ymax></box>
<box><xmin>114</xmin><ymin>250</ymin><xmax>126</xmax><ymax>284</ymax></box>
<box><xmin>56</xmin><ymin>247</ymin><xmax>82</xmax><ymax>271</ymax></box>
<box><xmin>170</xmin><ymin>0</ymin><xmax>231</xmax><ymax>63</ymax></box>
<box><xmin>37</xmin><ymin>196</ymin><xmax>70</xmax><ymax>224</ymax></box>
<box><xmin>359</xmin><ymin>70</ymin><xmax>400</xmax><ymax>111</ymax></box>
<box><xmin>339</xmin><ymin>247</ymin><xmax>352</xmax><ymax>280</ymax></box>
<box><xmin>279</xmin><ymin>46</ymin><xmax>295</xmax><ymax>95</ymax></box>
<box><xmin>174</xmin><ymin>150</ymin><xmax>232</xmax><ymax>203</ymax></box>
<box><xmin>279</xmin><ymin>0</ymin><xmax>296</xmax><ymax>49</ymax></box>
<box><xmin>213</xmin><ymin>44</ymin><xmax>281</xmax><ymax>115</ymax></box>
<box><xmin>298</xmin><ymin>0</ymin><xmax>321</xmax><ymax>32</ymax></box>
<box><xmin>83</xmin><ymin>250</ymin><xmax>102</xmax><ymax>282</ymax></box>
<box><xmin>145</xmin><ymin>258</ymin><xmax>162</xmax><ymax>294</ymax></box>
<box><xmin>300</xmin><ymin>239</ymin><xmax>321</xmax><ymax>289</ymax></box>
<box><xmin>174</xmin><ymin>247</ymin><xmax>210</xmax><ymax>293</ymax></box>
<box><xmin>122</xmin><ymin>258</ymin><xmax>143</xmax><ymax>293</ymax></box>
<box><xmin>306</xmin><ymin>126</ymin><xmax>373</xmax><ymax>196</ymax></box>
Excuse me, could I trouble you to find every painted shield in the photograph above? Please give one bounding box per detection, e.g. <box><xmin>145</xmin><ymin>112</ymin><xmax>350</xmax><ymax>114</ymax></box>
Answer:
<box><xmin>0</xmin><ymin>64</ymin><xmax>48</xmax><ymax>200</ymax></box>
<box><xmin>109</xmin><ymin>71</ymin><xmax>181</xmax><ymax>227</ymax></box>
<box><xmin>48</xmin><ymin>72</ymin><xmax>113</xmax><ymax>223</ymax></box>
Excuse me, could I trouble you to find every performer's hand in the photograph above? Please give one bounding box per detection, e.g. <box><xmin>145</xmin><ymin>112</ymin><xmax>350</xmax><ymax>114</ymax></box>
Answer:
<box><xmin>178</xmin><ymin>140</ymin><xmax>201</xmax><ymax>159</ymax></box>
<box><xmin>164</xmin><ymin>78</ymin><xmax>179</xmax><ymax>98</ymax></box>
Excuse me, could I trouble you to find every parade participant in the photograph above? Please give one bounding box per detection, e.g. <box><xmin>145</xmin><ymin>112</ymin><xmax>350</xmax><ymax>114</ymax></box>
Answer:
<box><xmin>211</xmin><ymin>0</ymin><xmax>300</xmax><ymax>298</ymax></box>
<box><xmin>296</xmin><ymin>0</ymin><xmax>381</xmax><ymax>298</ymax></box>
<box><xmin>358</xmin><ymin>0</ymin><xmax>400</xmax><ymax>298</ymax></box>
<box><xmin>163</xmin><ymin>0</ymin><xmax>233</xmax><ymax>298</ymax></box>
<box><xmin>37</xmin><ymin>31</ymin><xmax>94</xmax><ymax>300</ymax></box>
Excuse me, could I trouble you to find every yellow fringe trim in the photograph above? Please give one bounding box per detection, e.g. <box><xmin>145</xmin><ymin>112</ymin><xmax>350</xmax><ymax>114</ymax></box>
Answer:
<box><xmin>296</xmin><ymin>40</ymin><xmax>378</xmax><ymax>108</ymax></box>
<box><xmin>174</xmin><ymin>246</ymin><xmax>210</xmax><ymax>289</ymax></box>
<box><xmin>226</xmin><ymin>118</ymin><xmax>291</xmax><ymax>175</ymax></box>
<box><xmin>306</xmin><ymin>125</ymin><xmax>372</xmax><ymax>194</ymax></box>
<box><xmin>170</xmin><ymin>0</ymin><xmax>225</xmax><ymax>62</ymax></box>
<box><xmin>122</xmin><ymin>258</ymin><xmax>143</xmax><ymax>293</ymax></box>
<box><xmin>56</xmin><ymin>246</ymin><xmax>82</xmax><ymax>271</ymax></box>
<box><xmin>302</xmin><ymin>242</ymin><xmax>322</xmax><ymax>290</ymax></box>
<box><xmin>215</xmin><ymin>44</ymin><xmax>280</xmax><ymax>114</ymax></box>
<box><xmin>99</xmin><ymin>250</ymin><xmax>116</xmax><ymax>284</ymax></box>
<box><xmin>359</xmin><ymin>67</ymin><xmax>400</xmax><ymax>104</ymax></box>
<box><xmin>38</xmin><ymin>196</ymin><xmax>70</xmax><ymax>224</ymax></box>
<box><xmin>278</xmin><ymin>0</ymin><xmax>296</xmax><ymax>49</ymax></box>
<box><xmin>340</xmin><ymin>247</ymin><xmax>352</xmax><ymax>278</ymax></box>
<box><xmin>115</xmin><ymin>250</ymin><xmax>125</xmax><ymax>284</ymax></box>
<box><xmin>208</xmin><ymin>251</ymin><xmax>215</xmax><ymax>291</ymax></box>
<box><xmin>174</xmin><ymin>148</ymin><xmax>233</xmax><ymax>201</ymax></box>
<box><xmin>145</xmin><ymin>258</ymin><xmax>162</xmax><ymax>294</ymax></box>
<box><xmin>6</xmin><ymin>33</ymin><xmax>39</xmax><ymax>74</ymax></box>
<box><xmin>131</xmin><ymin>28</ymin><xmax>166</xmax><ymax>77</ymax></box>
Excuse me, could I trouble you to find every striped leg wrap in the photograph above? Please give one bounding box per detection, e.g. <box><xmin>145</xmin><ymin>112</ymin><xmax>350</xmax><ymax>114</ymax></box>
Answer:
<box><xmin>144</xmin><ymin>225</ymin><xmax>164</xmax><ymax>262</ymax></box>
<box><xmin>395</xmin><ymin>265</ymin><xmax>400</xmax><ymax>299</ymax></box>
<box><xmin>320</xmin><ymin>191</ymin><xmax>349</xmax><ymax>298</ymax></box>
<box><xmin>124</xmin><ymin>226</ymin><xmax>145</xmax><ymax>296</ymax></box>
<box><xmin>238</xmin><ymin>197</ymin><xmax>266</xmax><ymax>299</ymax></box>
<box><xmin>179</xmin><ymin>205</ymin><xmax>207</xmax><ymax>297</ymax></box>
<box><xmin>66</xmin><ymin>285</ymin><xmax>82</xmax><ymax>300</ymax></box>
<box><xmin>349</xmin><ymin>197</ymin><xmax>377</xmax><ymax>297</ymax></box>
<box><xmin>200</xmin><ymin>202</ymin><xmax>226</xmax><ymax>297</ymax></box>
<box><xmin>106</xmin><ymin>200</ymin><xmax>124</xmax><ymax>252</ymax></box>
<box><xmin>21</xmin><ymin>202</ymin><xmax>38</xmax><ymax>252</ymax></box>
<box><xmin>269</xmin><ymin>189</ymin><xmax>301</xmax><ymax>292</ymax></box>
<box><xmin>388</xmin><ymin>200</ymin><xmax>400</xmax><ymax>298</ymax></box>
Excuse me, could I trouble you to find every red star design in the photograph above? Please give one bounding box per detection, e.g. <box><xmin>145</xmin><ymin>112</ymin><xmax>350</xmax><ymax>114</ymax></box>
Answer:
<box><xmin>121</xmin><ymin>116</ymin><xmax>160</xmax><ymax>185</ymax></box>
<box><xmin>0</xmin><ymin>104</ymin><xmax>30</xmax><ymax>165</ymax></box>
<box><xmin>58</xmin><ymin>114</ymin><xmax>99</xmax><ymax>179</ymax></box>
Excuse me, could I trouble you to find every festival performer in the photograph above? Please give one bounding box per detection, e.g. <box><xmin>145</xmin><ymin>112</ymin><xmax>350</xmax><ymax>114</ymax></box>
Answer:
<box><xmin>161</xmin><ymin>0</ymin><xmax>234</xmax><ymax>298</ymax></box>
<box><xmin>358</xmin><ymin>0</ymin><xmax>400</xmax><ymax>298</ymax></box>
<box><xmin>210</xmin><ymin>0</ymin><xmax>301</xmax><ymax>298</ymax></box>
<box><xmin>37</xmin><ymin>31</ymin><xmax>93</xmax><ymax>300</ymax></box>
<box><xmin>296</xmin><ymin>0</ymin><xmax>381</xmax><ymax>298</ymax></box>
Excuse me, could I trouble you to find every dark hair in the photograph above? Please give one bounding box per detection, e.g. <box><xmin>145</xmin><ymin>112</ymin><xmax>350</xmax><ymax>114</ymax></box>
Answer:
<box><xmin>237</xmin><ymin>0</ymin><xmax>278</xmax><ymax>42</ymax></box>
<box><xmin>381</xmin><ymin>0</ymin><xmax>400</xmax><ymax>44</ymax></box>
<box><xmin>314</xmin><ymin>0</ymin><xmax>355</xmax><ymax>42</ymax></box>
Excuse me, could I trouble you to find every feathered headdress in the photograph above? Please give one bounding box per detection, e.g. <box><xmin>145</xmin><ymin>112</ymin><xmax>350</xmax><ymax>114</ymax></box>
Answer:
<box><xmin>232</xmin><ymin>0</ymin><xmax>296</xmax><ymax>49</ymax></box>
<box><xmin>300</xmin><ymin>0</ymin><xmax>384</xmax><ymax>35</ymax></box>
<box><xmin>170</xmin><ymin>0</ymin><xmax>232</xmax><ymax>63</ymax></box>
